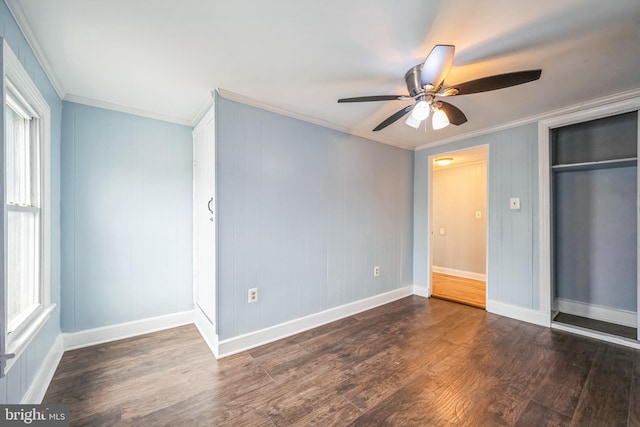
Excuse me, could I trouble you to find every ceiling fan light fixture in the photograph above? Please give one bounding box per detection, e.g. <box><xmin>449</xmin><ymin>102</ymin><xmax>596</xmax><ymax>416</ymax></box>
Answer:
<box><xmin>405</xmin><ymin>114</ymin><xmax>421</xmax><ymax>129</ymax></box>
<box><xmin>432</xmin><ymin>108</ymin><xmax>450</xmax><ymax>130</ymax></box>
<box><xmin>411</xmin><ymin>100</ymin><xmax>431</xmax><ymax>121</ymax></box>
<box><xmin>435</xmin><ymin>157</ymin><xmax>453</xmax><ymax>166</ymax></box>
<box><xmin>337</xmin><ymin>44</ymin><xmax>541</xmax><ymax>133</ymax></box>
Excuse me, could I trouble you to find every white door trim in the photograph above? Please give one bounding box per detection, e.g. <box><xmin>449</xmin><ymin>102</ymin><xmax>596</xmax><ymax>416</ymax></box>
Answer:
<box><xmin>538</xmin><ymin>94</ymin><xmax>640</xmax><ymax>327</ymax></box>
<box><xmin>427</xmin><ymin>145</ymin><xmax>489</xmax><ymax>306</ymax></box>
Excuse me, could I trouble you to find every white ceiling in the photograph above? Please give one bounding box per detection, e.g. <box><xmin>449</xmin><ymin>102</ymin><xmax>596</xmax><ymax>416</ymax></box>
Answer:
<box><xmin>7</xmin><ymin>0</ymin><xmax>640</xmax><ymax>150</ymax></box>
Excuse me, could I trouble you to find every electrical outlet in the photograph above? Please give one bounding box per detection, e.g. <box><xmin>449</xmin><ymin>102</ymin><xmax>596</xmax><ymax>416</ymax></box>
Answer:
<box><xmin>248</xmin><ymin>288</ymin><xmax>258</xmax><ymax>303</ymax></box>
<box><xmin>475</xmin><ymin>210</ymin><xmax>482</xmax><ymax>219</ymax></box>
<box><xmin>374</xmin><ymin>266</ymin><xmax>380</xmax><ymax>277</ymax></box>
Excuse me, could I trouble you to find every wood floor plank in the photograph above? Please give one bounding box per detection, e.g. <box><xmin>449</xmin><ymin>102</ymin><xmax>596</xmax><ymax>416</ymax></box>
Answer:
<box><xmin>42</xmin><ymin>296</ymin><xmax>640</xmax><ymax>426</ymax></box>
<box><xmin>262</xmin><ymin>372</ymin><xmax>347</xmax><ymax>425</ymax></box>
<box><xmin>339</xmin><ymin>356</ymin><xmax>425</xmax><ymax>412</ymax></box>
<box><xmin>347</xmin><ymin>371</ymin><xmax>456</xmax><ymax>427</ymax></box>
<box><xmin>629</xmin><ymin>375</ymin><xmax>640</xmax><ymax>427</ymax></box>
<box><xmin>432</xmin><ymin>272</ymin><xmax>486</xmax><ymax>308</ymax></box>
<box><xmin>268</xmin><ymin>316</ymin><xmax>360</xmax><ymax>349</ymax></box>
<box><xmin>442</xmin><ymin>328</ymin><xmax>553</xmax><ymax>425</ymax></box>
<box><xmin>531</xmin><ymin>336</ymin><xmax>602</xmax><ymax>417</ymax></box>
<box><xmin>514</xmin><ymin>400</ymin><xmax>572</xmax><ymax>427</ymax></box>
<box><xmin>570</xmin><ymin>344</ymin><xmax>634</xmax><ymax>427</ymax></box>
<box><xmin>298</xmin><ymin>396</ymin><xmax>362</xmax><ymax>426</ymax></box>
<box><xmin>634</xmin><ymin>347</ymin><xmax>640</xmax><ymax>378</ymax></box>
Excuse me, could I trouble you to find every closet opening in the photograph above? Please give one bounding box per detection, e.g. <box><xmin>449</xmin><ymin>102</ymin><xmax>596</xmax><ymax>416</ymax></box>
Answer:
<box><xmin>551</xmin><ymin>111</ymin><xmax>638</xmax><ymax>341</ymax></box>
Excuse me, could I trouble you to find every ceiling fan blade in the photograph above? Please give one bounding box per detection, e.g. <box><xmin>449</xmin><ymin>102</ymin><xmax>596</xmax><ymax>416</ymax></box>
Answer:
<box><xmin>446</xmin><ymin>69</ymin><xmax>542</xmax><ymax>95</ymax></box>
<box><xmin>439</xmin><ymin>101</ymin><xmax>468</xmax><ymax>126</ymax></box>
<box><xmin>338</xmin><ymin>95</ymin><xmax>410</xmax><ymax>103</ymax></box>
<box><xmin>420</xmin><ymin>45</ymin><xmax>455</xmax><ymax>89</ymax></box>
<box><xmin>373</xmin><ymin>105</ymin><xmax>414</xmax><ymax>131</ymax></box>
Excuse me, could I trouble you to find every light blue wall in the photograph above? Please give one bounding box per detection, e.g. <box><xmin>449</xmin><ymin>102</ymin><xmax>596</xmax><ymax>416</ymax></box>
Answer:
<box><xmin>216</xmin><ymin>96</ymin><xmax>414</xmax><ymax>340</ymax></box>
<box><xmin>414</xmin><ymin>124</ymin><xmax>540</xmax><ymax>310</ymax></box>
<box><xmin>0</xmin><ymin>1</ymin><xmax>62</xmax><ymax>403</ymax></box>
<box><xmin>60</xmin><ymin>102</ymin><xmax>193</xmax><ymax>332</ymax></box>
<box><xmin>554</xmin><ymin>167</ymin><xmax>637</xmax><ymax>311</ymax></box>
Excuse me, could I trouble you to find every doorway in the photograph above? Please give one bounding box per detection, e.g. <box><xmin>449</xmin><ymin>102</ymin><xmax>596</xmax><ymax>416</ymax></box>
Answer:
<box><xmin>429</xmin><ymin>146</ymin><xmax>488</xmax><ymax>308</ymax></box>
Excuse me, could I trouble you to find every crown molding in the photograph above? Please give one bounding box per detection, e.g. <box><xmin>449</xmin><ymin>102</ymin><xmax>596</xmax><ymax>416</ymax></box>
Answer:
<box><xmin>217</xmin><ymin>88</ymin><xmax>414</xmax><ymax>151</ymax></box>
<box><xmin>190</xmin><ymin>90</ymin><xmax>215</xmax><ymax>127</ymax></box>
<box><xmin>5</xmin><ymin>0</ymin><xmax>66</xmax><ymax>99</ymax></box>
<box><xmin>64</xmin><ymin>93</ymin><xmax>192</xmax><ymax>126</ymax></box>
<box><xmin>416</xmin><ymin>88</ymin><xmax>640</xmax><ymax>151</ymax></box>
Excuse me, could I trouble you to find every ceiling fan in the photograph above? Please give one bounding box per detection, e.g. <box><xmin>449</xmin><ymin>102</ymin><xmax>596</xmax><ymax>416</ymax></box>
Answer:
<box><xmin>338</xmin><ymin>45</ymin><xmax>542</xmax><ymax>132</ymax></box>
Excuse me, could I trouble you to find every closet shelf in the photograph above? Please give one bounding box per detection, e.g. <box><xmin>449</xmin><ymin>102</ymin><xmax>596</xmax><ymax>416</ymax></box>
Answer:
<box><xmin>552</xmin><ymin>157</ymin><xmax>637</xmax><ymax>172</ymax></box>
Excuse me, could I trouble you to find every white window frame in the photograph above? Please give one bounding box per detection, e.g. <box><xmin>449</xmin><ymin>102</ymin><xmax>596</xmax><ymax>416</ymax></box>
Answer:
<box><xmin>1</xmin><ymin>40</ymin><xmax>54</xmax><ymax>376</ymax></box>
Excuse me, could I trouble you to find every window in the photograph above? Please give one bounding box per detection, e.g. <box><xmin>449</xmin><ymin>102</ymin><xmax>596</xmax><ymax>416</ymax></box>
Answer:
<box><xmin>6</xmin><ymin>87</ymin><xmax>41</xmax><ymax>334</ymax></box>
<box><xmin>1</xmin><ymin>40</ymin><xmax>53</xmax><ymax>376</ymax></box>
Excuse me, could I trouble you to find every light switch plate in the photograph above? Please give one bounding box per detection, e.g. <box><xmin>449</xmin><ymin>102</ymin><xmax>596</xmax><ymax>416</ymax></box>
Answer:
<box><xmin>509</xmin><ymin>197</ymin><xmax>520</xmax><ymax>210</ymax></box>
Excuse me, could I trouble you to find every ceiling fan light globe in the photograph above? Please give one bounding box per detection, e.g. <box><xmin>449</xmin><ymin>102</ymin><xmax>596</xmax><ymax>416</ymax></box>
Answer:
<box><xmin>432</xmin><ymin>108</ymin><xmax>450</xmax><ymax>130</ymax></box>
<box><xmin>405</xmin><ymin>114</ymin><xmax>421</xmax><ymax>129</ymax></box>
<box><xmin>411</xmin><ymin>100</ymin><xmax>430</xmax><ymax>121</ymax></box>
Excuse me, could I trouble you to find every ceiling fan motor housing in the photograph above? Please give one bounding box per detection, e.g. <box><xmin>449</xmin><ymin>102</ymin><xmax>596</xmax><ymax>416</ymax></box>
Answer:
<box><xmin>405</xmin><ymin>64</ymin><xmax>425</xmax><ymax>98</ymax></box>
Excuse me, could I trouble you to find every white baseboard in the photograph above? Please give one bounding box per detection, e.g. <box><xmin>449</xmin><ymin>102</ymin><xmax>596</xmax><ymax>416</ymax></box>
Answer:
<box><xmin>486</xmin><ymin>299</ymin><xmax>550</xmax><ymax>327</ymax></box>
<box><xmin>432</xmin><ymin>266</ymin><xmax>486</xmax><ymax>282</ymax></box>
<box><xmin>21</xmin><ymin>334</ymin><xmax>63</xmax><ymax>404</ymax></box>
<box><xmin>217</xmin><ymin>286</ymin><xmax>414</xmax><ymax>358</ymax></box>
<box><xmin>194</xmin><ymin>306</ymin><xmax>219</xmax><ymax>359</ymax></box>
<box><xmin>63</xmin><ymin>310</ymin><xmax>196</xmax><ymax>351</ymax></box>
<box><xmin>413</xmin><ymin>285</ymin><xmax>429</xmax><ymax>298</ymax></box>
<box><xmin>557</xmin><ymin>298</ymin><xmax>637</xmax><ymax>328</ymax></box>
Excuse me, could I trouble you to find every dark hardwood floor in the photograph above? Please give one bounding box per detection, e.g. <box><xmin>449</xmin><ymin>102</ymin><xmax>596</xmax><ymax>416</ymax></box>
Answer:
<box><xmin>44</xmin><ymin>296</ymin><xmax>640</xmax><ymax>426</ymax></box>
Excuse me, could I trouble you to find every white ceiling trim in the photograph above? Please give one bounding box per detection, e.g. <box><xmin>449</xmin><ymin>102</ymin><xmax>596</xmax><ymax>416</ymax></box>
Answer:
<box><xmin>190</xmin><ymin>91</ymin><xmax>215</xmax><ymax>127</ymax></box>
<box><xmin>416</xmin><ymin>88</ymin><xmax>640</xmax><ymax>151</ymax></box>
<box><xmin>64</xmin><ymin>93</ymin><xmax>192</xmax><ymax>126</ymax></box>
<box><xmin>217</xmin><ymin>88</ymin><xmax>415</xmax><ymax>152</ymax></box>
<box><xmin>5</xmin><ymin>0</ymin><xmax>65</xmax><ymax>99</ymax></box>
